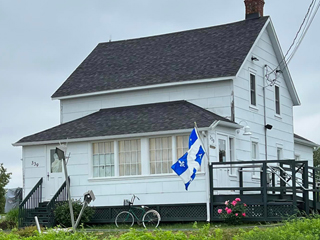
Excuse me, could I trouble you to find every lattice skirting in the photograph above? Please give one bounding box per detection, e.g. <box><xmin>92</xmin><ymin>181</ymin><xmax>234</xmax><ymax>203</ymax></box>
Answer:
<box><xmin>212</xmin><ymin>203</ymin><xmax>296</xmax><ymax>221</ymax></box>
<box><xmin>89</xmin><ymin>203</ymin><xmax>207</xmax><ymax>224</ymax></box>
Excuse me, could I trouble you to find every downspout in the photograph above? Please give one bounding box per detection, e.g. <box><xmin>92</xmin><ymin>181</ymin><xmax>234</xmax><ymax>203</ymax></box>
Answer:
<box><xmin>263</xmin><ymin>65</ymin><xmax>268</xmax><ymax>160</ymax></box>
<box><xmin>205</xmin><ymin>120</ymin><xmax>220</xmax><ymax>222</ymax></box>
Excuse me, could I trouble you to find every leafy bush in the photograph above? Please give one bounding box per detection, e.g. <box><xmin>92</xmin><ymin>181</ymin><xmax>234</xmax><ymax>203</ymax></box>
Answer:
<box><xmin>235</xmin><ymin>218</ymin><xmax>320</xmax><ymax>240</ymax></box>
<box><xmin>16</xmin><ymin>226</ymin><xmax>42</xmax><ymax>237</ymax></box>
<box><xmin>5</xmin><ymin>207</ymin><xmax>19</xmax><ymax>226</ymax></box>
<box><xmin>0</xmin><ymin>220</ymin><xmax>16</xmax><ymax>230</ymax></box>
<box><xmin>217</xmin><ymin>198</ymin><xmax>247</xmax><ymax>225</ymax></box>
<box><xmin>54</xmin><ymin>199</ymin><xmax>94</xmax><ymax>227</ymax></box>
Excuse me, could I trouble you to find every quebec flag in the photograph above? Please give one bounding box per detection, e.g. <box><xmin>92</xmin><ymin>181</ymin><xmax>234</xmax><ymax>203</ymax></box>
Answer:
<box><xmin>171</xmin><ymin>128</ymin><xmax>205</xmax><ymax>190</ymax></box>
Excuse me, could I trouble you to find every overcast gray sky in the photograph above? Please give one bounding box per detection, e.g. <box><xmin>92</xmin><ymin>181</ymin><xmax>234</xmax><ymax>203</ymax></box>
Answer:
<box><xmin>1</xmin><ymin>0</ymin><xmax>319</xmax><ymax>188</ymax></box>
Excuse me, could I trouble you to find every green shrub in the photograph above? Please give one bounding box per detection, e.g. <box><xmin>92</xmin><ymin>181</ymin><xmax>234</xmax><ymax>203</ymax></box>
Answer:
<box><xmin>0</xmin><ymin>220</ymin><xmax>16</xmax><ymax>230</ymax></box>
<box><xmin>5</xmin><ymin>207</ymin><xmax>19</xmax><ymax>225</ymax></box>
<box><xmin>16</xmin><ymin>225</ymin><xmax>42</xmax><ymax>237</ymax></box>
<box><xmin>54</xmin><ymin>199</ymin><xmax>95</xmax><ymax>227</ymax></box>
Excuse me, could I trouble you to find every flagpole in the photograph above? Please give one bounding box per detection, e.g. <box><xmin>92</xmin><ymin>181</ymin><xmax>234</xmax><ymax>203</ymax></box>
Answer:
<box><xmin>194</xmin><ymin>122</ymin><xmax>211</xmax><ymax>222</ymax></box>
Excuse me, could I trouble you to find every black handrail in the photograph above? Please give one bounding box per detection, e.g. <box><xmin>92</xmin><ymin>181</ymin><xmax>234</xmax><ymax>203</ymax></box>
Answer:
<box><xmin>46</xmin><ymin>178</ymin><xmax>69</xmax><ymax>227</ymax></box>
<box><xmin>18</xmin><ymin>177</ymin><xmax>43</xmax><ymax>228</ymax></box>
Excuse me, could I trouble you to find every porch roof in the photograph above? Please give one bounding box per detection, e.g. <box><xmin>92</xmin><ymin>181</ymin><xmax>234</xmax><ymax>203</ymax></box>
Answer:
<box><xmin>14</xmin><ymin>101</ymin><xmax>234</xmax><ymax>145</ymax></box>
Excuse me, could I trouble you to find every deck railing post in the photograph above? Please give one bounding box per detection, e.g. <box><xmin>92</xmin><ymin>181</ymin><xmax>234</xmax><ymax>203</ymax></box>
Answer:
<box><xmin>280</xmin><ymin>162</ymin><xmax>285</xmax><ymax>198</ymax></box>
<box><xmin>302</xmin><ymin>162</ymin><xmax>309</xmax><ymax>214</ymax></box>
<box><xmin>291</xmin><ymin>161</ymin><xmax>297</xmax><ymax>214</ymax></box>
<box><xmin>239</xmin><ymin>168</ymin><xmax>243</xmax><ymax>195</ymax></box>
<box><xmin>209</xmin><ymin>163</ymin><xmax>214</xmax><ymax>220</ymax></box>
<box><xmin>262</xmin><ymin>162</ymin><xmax>268</xmax><ymax>221</ymax></box>
<box><xmin>313</xmin><ymin>168</ymin><xmax>317</xmax><ymax>211</ymax></box>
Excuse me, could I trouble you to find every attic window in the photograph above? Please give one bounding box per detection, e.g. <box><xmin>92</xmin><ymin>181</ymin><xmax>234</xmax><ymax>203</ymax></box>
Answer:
<box><xmin>250</xmin><ymin>74</ymin><xmax>256</xmax><ymax>106</ymax></box>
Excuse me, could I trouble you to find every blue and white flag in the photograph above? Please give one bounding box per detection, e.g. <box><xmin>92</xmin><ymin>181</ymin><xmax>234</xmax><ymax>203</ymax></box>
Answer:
<box><xmin>171</xmin><ymin>128</ymin><xmax>205</xmax><ymax>190</ymax></box>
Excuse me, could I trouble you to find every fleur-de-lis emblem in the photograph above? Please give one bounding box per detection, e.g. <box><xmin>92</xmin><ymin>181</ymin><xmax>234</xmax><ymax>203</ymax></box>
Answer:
<box><xmin>179</xmin><ymin>160</ymin><xmax>185</xmax><ymax>168</ymax></box>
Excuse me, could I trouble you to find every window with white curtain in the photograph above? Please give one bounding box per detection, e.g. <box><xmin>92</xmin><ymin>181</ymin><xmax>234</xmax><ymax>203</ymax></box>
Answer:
<box><xmin>149</xmin><ymin>137</ymin><xmax>172</xmax><ymax>174</ymax></box>
<box><xmin>176</xmin><ymin>135</ymin><xmax>189</xmax><ymax>159</ymax></box>
<box><xmin>252</xmin><ymin>142</ymin><xmax>259</xmax><ymax>178</ymax></box>
<box><xmin>119</xmin><ymin>139</ymin><xmax>141</xmax><ymax>176</ymax></box>
<box><xmin>93</xmin><ymin>141</ymin><xmax>114</xmax><ymax>178</ymax></box>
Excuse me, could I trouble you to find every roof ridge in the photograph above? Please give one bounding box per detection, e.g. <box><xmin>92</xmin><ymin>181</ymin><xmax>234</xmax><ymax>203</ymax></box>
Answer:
<box><xmin>97</xmin><ymin>16</ymin><xmax>270</xmax><ymax>46</ymax></box>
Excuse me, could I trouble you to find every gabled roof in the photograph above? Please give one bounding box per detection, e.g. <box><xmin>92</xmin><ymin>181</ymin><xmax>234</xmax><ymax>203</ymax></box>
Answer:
<box><xmin>294</xmin><ymin>134</ymin><xmax>319</xmax><ymax>148</ymax></box>
<box><xmin>52</xmin><ymin>17</ymin><xmax>269</xmax><ymax>99</ymax></box>
<box><xmin>14</xmin><ymin>101</ymin><xmax>234</xmax><ymax>146</ymax></box>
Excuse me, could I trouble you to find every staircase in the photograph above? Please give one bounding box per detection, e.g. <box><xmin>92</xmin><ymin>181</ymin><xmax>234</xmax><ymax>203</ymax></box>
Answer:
<box><xmin>22</xmin><ymin>202</ymin><xmax>52</xmax><ymax>227</ymax></box>
<box><xmin>19</xmin><ymin>178</ymin><xmax>69</xmax><ymax>228</ymax></box>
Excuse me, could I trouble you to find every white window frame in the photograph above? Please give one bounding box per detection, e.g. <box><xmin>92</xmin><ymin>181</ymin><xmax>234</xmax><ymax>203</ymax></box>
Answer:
<box><xmin>251</xmin><ymin>141</ymin><xmax>260</xmax><ymax>179</ymax></box>
<box><xmin>92</xmin><ymin>141</ymin><xmax>115</xmax><ymax>178</ymax></box>
<box><xmin>275</xmin><ymin>85</ymin><xmax>280</xmax><ymax>115</ymax></box>
<box><xmin>149</xmin><ymin>136</ymin><xmax>173</xmax><ymax>175</ymax></box>
<box><xmin>118</xmin><ymin>139</ymin><xmax>141</xmax><ymax>176</ymax></box>
<box><xmin>250</xmin><ymin>72</ymin><xmax>257</xmax><ymax>107</ymax></box>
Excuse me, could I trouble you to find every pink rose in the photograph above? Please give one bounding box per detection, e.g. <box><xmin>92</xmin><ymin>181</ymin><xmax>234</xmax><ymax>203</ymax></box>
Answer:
<box><xmin>235</xmin><ymin>213</ymin><xmax>238</xmax><ymax>216</ymax></box>
<box><xmin>235</xmin><ymin>198</ymin><xmax>241</xmax><ymax>202</ymax></box>
<box><xmin>231</xmin><ymin>201</ymin><xmax>237</xmax><ymax>206</ymax></box>
<box><xmin>227</xmin><ymin>209</ymin><xmax>232</xmax><ymax>214</ymax></box>
<box><xmin>242</xmin><ymin>213</ymin><xmax>246</xmax><ymax>217</ymax></box>
<box><xmin>225</xmin><ymin>200</ymin><xmax>229</xmax><ymax>205</ymax></box>
<box><xmin>217</xmin><ymin>209</ymin><xmax>222</xmax><ymax>214</ymax></box>
<box><xmin>243</xmin><ymin>203</ymin><xmax>247</xmax><ymax>207</ymax></box>
<box><xmin>225</xmin><ymin>207</ymin><xmax>229</xmax><ymax>211</ymax></box>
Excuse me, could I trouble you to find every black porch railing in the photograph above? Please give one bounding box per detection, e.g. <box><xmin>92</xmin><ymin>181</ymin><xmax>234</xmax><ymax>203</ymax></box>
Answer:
<box><xmin>46</xmin><ymin>178</ymin><xmax>69</xmax><ymax>227</ymax></box>
<box><xmin>209</xmin><ymin>160</ymin><xmax>320</xmax><ymax>222</ymax></box>
<box><xmin>18</xmin><ymin>178</ymin><xmax>43</xmax><ymax>227</ymax></box>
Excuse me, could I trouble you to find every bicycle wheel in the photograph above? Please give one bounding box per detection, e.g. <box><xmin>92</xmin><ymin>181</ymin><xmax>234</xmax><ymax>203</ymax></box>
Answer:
<box><xmin>142</xmin><ymin>209</ymin><xmax>160</xmax><ymax>228</ymax></box>
<box><xmin>115</xmin><ymin>211</ymin><xmax>134</xmax><ymax>228</ymax></box>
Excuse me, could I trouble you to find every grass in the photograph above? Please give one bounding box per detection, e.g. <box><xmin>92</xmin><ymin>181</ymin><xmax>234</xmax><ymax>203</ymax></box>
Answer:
<box><xmin>84</xmin><ymin>221</ymin><xmax>281</xmax><ymax>240</ymax></box>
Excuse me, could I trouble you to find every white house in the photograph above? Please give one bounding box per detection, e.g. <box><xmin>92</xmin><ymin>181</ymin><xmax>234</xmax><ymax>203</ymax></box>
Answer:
<box><xmin>14</xmin><ymin>0</ymin><xmax>318</xmax><ymax>224</ymax></box>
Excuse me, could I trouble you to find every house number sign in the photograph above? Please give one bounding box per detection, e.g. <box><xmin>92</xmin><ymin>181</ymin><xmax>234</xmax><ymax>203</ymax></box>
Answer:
<box><xmin>31</xmin><ymin>161</ymin><xmax>39</xmax><ymax>167</ymax></box>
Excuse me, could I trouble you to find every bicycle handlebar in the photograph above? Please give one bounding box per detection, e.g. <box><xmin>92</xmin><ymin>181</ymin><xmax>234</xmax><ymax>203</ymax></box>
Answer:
<box><xmin>131</xmin><ymin>194</ymin><xmax>140</xmax><ymax>204</ymax></box>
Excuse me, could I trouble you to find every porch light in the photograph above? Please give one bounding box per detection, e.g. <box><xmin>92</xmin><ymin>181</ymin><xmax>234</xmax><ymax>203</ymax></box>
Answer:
<box><xmin>237</xmin><ymin>120</ymin><xmax>252</xmax><ymax>136</ymax></box>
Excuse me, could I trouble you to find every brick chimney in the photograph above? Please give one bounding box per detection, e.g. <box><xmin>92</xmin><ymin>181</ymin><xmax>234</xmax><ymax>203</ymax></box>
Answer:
<box><xmin>244</xmin><ymin>0</ymin><xmax>265</xmax><ymax>19</ymax></box>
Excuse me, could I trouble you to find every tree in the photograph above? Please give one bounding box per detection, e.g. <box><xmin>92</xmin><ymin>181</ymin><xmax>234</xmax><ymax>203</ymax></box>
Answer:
<box><xmin>0</xmin><ymin>164</ymin><xmax>11</xmax><ymax>214</ymax></box>
<box><xmin>314</xmin><ymin>148</ymin><xmax>320</xmax><ymax>168</ymax></box>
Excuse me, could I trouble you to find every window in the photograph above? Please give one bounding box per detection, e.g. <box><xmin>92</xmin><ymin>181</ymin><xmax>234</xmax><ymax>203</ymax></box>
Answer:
<box><xmin>219</xmin><ymin>139</ymin><xmax>227</xmax><ymax>163</ymax></box>
<box><xmin>275</xmin><ymin>85</ymin><xmax>280</xmax><ymax>114</ymax></box>
<box><xmin>93</xmin><ymin>142</ymin><xmax>114</xmax><ymax>177</ymax></box>
<box><xmin>149</xmin><ymin>137</ymin><xmax>172</xmax><ymax>174</ymax></box>
<box><xmin>119</xmin><ymin>139</ymin><xmax>141</xmax><ymax>176</ymax></box>
<box><xmin>277</xmin><ymin>147</ymin><xmax>282</xmax><ymax>160</ymax></box>
<box><xmin>50</xmin><ymin>149</ymin><xmax>62</xmax><ymax>173</ymax></box>
<box><xmin>229</xmin><ymin>138</ymin><xmax>235</xmax><ymax>175</ymax></box>
<box><xmin>250</xmin><ymin>74</ymin><xmax>256</xmax><ymax>106</ymax></box>
<box><xmin>252</xmin><ymin>142</ymin><xmax>259</xmax><ymax>178</ymax></box>
<box><xmin>176</xmin><ymin>135</ymin><xmax>189</xmax><ymax>159</ymax></box>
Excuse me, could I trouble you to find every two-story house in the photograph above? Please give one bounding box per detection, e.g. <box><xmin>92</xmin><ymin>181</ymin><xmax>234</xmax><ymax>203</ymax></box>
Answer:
<box><xmin>14</xmin><ymin>0</ymin><xmax>318</xmax><ymax>225</ymax></box>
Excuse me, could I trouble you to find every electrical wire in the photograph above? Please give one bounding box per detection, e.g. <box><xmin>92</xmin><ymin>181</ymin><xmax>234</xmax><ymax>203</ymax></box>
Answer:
<box><xmin>287</xmin><ymin>0</ymin><xmax>320</xmax><ymax>64</ymax></box>
<box><xmin>266</xmin><ymin>0</ymin><xmax>319</xmax><ymax>78</ymax></box>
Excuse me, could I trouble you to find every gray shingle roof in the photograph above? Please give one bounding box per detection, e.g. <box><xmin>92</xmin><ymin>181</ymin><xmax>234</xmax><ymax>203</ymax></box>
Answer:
<box><xmin>16</xmin><ymin>101</ymin><xmax>233</xmax><ymax>144</ymax></box>
<box><xmin>52</xmin><ymin>17</ymin><xmax>269</xmax><ymax>98</ymax></box>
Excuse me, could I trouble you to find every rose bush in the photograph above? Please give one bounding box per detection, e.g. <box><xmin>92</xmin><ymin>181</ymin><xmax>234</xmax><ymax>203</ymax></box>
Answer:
<box><xmin>217</xmin><ymin>197</ymin><xmax>247</xmax><ymax>225</ymax></box>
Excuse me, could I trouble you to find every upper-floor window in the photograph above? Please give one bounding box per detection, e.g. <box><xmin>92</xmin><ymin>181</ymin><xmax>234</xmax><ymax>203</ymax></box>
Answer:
<box><xmin>275</xmin><ymin>85</ymin><xmax>280</xmax><ymax>114</ymax></box>
<box><xmin>149</xmin><ymin>137</ymin><xmax>172</xmax><ymax>174</ymax></box>
<box><xmin>250</xmin><ymin>74</ymin><xmax>256</xmax><ymax>106</ymax></box>
<box><xmin>93</xmin><ymin>142</ymin><xmax>115</xmax><ymax>177</ymax></box>
<box><xmin>119</xmin><ymin>139</ymin><xmax>141</xmax><ymax>176</ymax></box>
